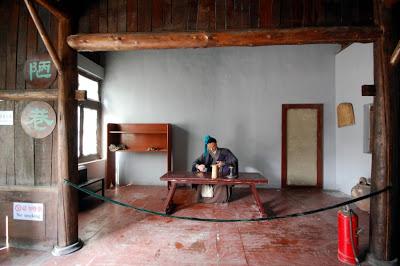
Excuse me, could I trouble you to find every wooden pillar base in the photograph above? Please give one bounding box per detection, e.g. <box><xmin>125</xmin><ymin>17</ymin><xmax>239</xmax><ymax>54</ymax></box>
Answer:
<box><xmin>51</xmin><ymin>239</ymin><xmax>83</xmax><ymax>256</ymax></box>
<box><xmin>366</xmin><ymin>253</ymin><xmax>398</xmax><ymax>266</ymax></box>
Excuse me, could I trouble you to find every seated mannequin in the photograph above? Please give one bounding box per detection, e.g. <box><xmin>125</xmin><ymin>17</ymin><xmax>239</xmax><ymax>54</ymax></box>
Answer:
<box><xmin>191</xmin><ymin>135</ymin><xmax>238</xmax><ymax>203</ymax></box>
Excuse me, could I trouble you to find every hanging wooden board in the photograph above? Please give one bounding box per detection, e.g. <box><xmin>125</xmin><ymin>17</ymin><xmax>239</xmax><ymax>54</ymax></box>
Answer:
<box><xmin>337</xmin><ymin>102</ymin><xmax>355</xmax><ymax>128</ymax></box>
<box><xmin>25</xmin><ymin>53</ymin><xmax>58</xmax><ymax>89</ymax></box>
<box><xmin>21</xmin><ymin>101</ymin><xmax>56</xmax><ymax>139</ymax></box>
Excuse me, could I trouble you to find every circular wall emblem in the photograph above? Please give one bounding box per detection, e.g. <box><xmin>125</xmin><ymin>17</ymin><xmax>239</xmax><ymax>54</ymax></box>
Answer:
<box><xmin>21</xmin><ymin>101</ymin><xmax>56</xmax><ymax>139</ymax></box>
<box><xmin>25</xmin><ymin>53</ymin><xmax>58</xmax><ymax>89</ymax></box>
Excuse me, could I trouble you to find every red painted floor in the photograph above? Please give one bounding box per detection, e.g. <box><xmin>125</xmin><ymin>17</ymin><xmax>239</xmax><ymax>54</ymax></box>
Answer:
<box><xmin>0</xmin><ymin>186</ymin><xmax>370</xmax><ymax>265</ymax></box>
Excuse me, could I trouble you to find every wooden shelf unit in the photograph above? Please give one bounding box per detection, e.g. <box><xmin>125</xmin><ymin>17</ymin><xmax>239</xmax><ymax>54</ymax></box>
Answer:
<box><xmin>106</xmin><ymin>123</ymin><xmax>172</xmax><ymax>189</ymax></box>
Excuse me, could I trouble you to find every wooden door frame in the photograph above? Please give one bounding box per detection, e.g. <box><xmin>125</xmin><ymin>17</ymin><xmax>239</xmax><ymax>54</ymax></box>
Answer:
<box><xmin>281</xmin><ymin>104</ymin><xmax>323</xmax><ymax>188</ymax></box>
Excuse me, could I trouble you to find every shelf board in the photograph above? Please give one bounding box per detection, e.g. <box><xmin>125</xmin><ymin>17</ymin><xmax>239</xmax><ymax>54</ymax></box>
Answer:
<box><xmin>109</xmin><ymin>131</ymin><xmax>167</xmax><ymax>134</ymax></box>
<box><xmin>115</xmin><ymin>149</ymin><xmax>168</xmax><ymax>153</ymax></box>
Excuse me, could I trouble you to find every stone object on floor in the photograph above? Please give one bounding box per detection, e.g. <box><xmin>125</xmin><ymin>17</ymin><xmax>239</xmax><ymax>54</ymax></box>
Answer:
<box><xmin>351</xmin><ymin>176</ymin><xmax>371</xmax><ymax>212</ymax></box>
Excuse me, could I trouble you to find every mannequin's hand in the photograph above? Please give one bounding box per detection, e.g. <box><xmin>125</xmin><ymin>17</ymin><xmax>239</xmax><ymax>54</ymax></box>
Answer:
<box><xmin>197</xmin><ymin>164</ymin><xmax>206</xmax><ymax>172</ymax></box>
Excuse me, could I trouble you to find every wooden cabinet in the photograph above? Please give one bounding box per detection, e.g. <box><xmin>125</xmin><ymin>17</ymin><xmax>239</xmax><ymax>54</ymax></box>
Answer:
<box><xmin>106</xmin><ymin>123</ymin><xmax>172</xmax><ymax>188</ymax></box>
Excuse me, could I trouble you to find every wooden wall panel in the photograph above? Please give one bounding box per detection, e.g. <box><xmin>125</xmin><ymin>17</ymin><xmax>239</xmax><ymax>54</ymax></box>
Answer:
<box><xmin>78</xmin><ymin>3</ymin><xmax>90</xmax><ymax>33</ymax></box>
<box><xmin>127</xmin><ymin>0</ymin><xmax>138</xmax><ymax>32</ymax></box>
<box><xmin>89</xmin><ymin>1</ymin><xmax>100</xmax><ymax>33</ymax></box>
<box><xmin>4</xmin><ymin>0</ymin><xmax>18</xmax><ymax>186</ymax></box>
<box><xmin>0</xmin><ymin>0</ymin><xmax>58</xmax><ymax>187</ymax></box>
<box><xmin>249</xmin><ymin>0</ymin><xmax>259</xmax><ymax>28</ymax></box>
<box><xmin>0</xmin><ymin>187</ymin><xmax>58</xmax><ymax>245</ymax></box>
<box><xmin>186</xmin><ymin>0</ymin><xmax>198</xmax><ymax>31</ymax></box>
<box><xmin>77</xmin><ymin>0</ymin><xmax>375</xmax><ymax>34</ymax></box>
<box><xmin>325</xmin><ymin>0</ymin><xmax>341</xmax><ymax>26</ymax></box>
<box><xmin>118</xmin><ymin>0</ymin><xmax>127</xmax><ymax>32</ymax></box>
<box><xmin>215</xmin><ymin>0</ymin><xmax>226</xmax><ymax>30</ymax></box>
<box><xmin>197</xmin><ymin>0</ymin><xmax>212</xmax><ymax>30</ymax></box>
<box><xmin>315</xmin><ymin>0</ymin><xmax>326</xmax><ymax>26</ymax></box>
<box><xmin>15</xmin><ymin>4</ymin><xmax>35</xmax><ymax>187</ymax></box>
<box><xmin>107</xmin><ymin>0</ymin><xmax>118</xmax><ymax>33</ymax></box>
<box><xmin>33</xmin><ymin>5</ymin><xmax>53</xmax><ymax>186</ymax></box>
<box><xmin>172</xmin><ymin>0</ymin><xmax>187</xmax><ymax>31</ymax></box>
<box><xmin>163</xmin><ymin>0</ymin><xmax>172</xmax><ymax>30</ymax></box>
<box><xmin>152</xmin><ymin>0</ymin><xmax>163</xmax><ymax>31</ymax></box>
<box><xmin>0</xmin><ymin>1</ymin><xmax>13</xmax><ymax>186</ymax></box>
<box><xmin>208</xmin><ymin>0</ymin><xmax>216</xmax><ymax>31</ymax></box>
<box><xmin>226</xmin><ymin>0</ymin><xmax>240</xmax><ymax>29</ymax></box>
<box><xmin>99</xmin><ymin>0</ymin><xmax>108</xmax><ymax>33</ymax></box>
<box><xmin>240</xmin><ymin>0</ymin><xmax>250</xmax><ymax>29</ymax></box>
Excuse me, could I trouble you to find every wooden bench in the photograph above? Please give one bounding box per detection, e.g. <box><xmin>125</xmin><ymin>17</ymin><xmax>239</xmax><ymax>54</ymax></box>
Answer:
<box><xmin>160</xmin><ymin>171</ymin><xmax>268</xmax><ymax>217</ymax></box>
<box><xmin>78</xmin><ymin>177</ymin><xmax>105</xmax><ymax>198</ymax></box>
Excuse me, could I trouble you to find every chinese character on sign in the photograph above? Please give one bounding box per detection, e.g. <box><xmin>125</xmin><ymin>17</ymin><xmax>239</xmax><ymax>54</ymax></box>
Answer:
<box><xmin>29</xmin><ymin>60</ymin><xmax>52</xmax><ymax>81</ymax></box>
<box><xmin>21</xmin><ymin>101</ymin><xmax>57</xmax><ymax>139</ymax></box>
<box><xmin>25</xmin><ymin>54</ymin><xmax>57</xmax><ymax>89</ymax></box>
<box><xmin>26</xmin><ymin>108</ymin><xmax>54</xmax><ymax>131</ymax></box>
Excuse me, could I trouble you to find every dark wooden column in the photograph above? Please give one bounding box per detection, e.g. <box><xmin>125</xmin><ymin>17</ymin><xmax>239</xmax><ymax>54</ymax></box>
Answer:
<box><xmin>52</xmin><ymin>17</ymin><xmax>82</xmax><ymax>255</ymax></box>
<box><xmin>368</xmin><ymin>0</ymin><xmax>399</xmax><ymax>264</ymax></box>
<box><xmin>23</xmin><ymin>0</ymin><xmax>81</xmax><ymax>255</ymax></box>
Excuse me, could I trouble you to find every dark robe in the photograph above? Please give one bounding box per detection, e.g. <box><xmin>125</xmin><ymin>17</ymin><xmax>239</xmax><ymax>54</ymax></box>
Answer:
<box><xmin>191</xmin><ymin>148</ymin><xmax>238</xmax><ymax>203</ymax></box>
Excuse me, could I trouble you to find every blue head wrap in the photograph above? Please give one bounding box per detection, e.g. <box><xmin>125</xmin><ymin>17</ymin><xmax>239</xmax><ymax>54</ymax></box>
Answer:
<box><xmin>203</xmin><ymin>135</ymin><xmax>211</xmax><ymax>156</ymax></box>
<box><xmin>203</xmin><ymin>135</ymin><xmax>217</xmax><ymax>156</ymax></box>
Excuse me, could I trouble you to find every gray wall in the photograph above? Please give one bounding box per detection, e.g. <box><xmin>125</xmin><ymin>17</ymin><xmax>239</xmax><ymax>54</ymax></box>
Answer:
<box><xmin>103</xmin><ymin>45</ymin><xmax>339</xmax><ymax>188</ymax></box>
<box><xmin>335</xmin><ymin>43</ymin><xmax>373</xmax><ymax>194</ymax></box>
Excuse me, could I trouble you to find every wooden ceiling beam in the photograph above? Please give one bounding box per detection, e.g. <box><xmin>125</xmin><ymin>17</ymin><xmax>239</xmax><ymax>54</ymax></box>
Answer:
<box><xmin>67</xmin><ymin>27</ymin><xmax>382</xmax><ymax>52</ymax></box>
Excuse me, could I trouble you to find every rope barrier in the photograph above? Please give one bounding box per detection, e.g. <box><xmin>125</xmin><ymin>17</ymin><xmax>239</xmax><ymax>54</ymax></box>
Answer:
<box><xmin>65</xmin><ymin>179</ymin><xmax>390</xmax><ymax>223</ymax></box>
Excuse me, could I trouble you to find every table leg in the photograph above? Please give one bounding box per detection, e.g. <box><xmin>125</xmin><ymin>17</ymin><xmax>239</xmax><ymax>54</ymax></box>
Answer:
<box><xmin>163</xmin><ymin>182</ymin><xmax>177</xmax><ymax>214</ymax></box>
<box><xmin>101</xmin><ymin>178</ymin><xmax>105</xmax><ymax>197</ymax></box>
<box><xmin>250</xmin><ymin>184</ymin><xmax>266</xmax><ymax>217</ymax></box>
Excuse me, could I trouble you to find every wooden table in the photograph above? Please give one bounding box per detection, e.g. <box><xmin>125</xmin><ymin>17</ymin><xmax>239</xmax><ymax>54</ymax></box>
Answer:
<box><xmin>160</xmin><ymin>171</ymin><xmax>268</xmax><ymax>217</ymax></box>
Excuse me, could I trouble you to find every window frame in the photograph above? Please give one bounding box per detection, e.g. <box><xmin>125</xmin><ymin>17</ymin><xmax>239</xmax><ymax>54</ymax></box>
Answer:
<box><xmin>77</xmin><ymin>71</ymin><xmax>103</xmax><ymax>163</ymax></box>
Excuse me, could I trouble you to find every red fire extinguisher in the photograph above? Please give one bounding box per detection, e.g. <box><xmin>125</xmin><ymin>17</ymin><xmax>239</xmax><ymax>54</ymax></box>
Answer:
<box><xmin>338</xmin><ymin>206</ymin><xmax>359</xmax><ymax>265</ymax></box>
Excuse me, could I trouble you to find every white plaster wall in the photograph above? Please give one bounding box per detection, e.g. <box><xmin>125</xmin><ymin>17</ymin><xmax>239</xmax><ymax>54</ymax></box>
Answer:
<box><xmin>335</xmin><ymin>43</ymin><xmax>374</xmax><ymax>195</ymax></box>
<box><xmin>103</xmin><ymin>45</ymin><xmax>338</xmax><ymax>188</ymax></box>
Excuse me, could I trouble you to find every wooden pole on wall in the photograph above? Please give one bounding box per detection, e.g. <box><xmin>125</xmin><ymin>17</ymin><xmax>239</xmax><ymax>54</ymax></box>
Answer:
<box><xmin>368</xmin><ymin>0</ymin><xmax>399</xmax><ymax>264</ymax></box>
<box><xmin>52</xmin><ymin>18</ymin><xmax>82</xmax><ymax>255</ymax></box>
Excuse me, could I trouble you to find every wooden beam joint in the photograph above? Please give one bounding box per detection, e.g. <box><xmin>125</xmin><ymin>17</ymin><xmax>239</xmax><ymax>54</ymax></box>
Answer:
<box><xmin>33</xmin><ymin>0</ymin><xmax>69</xmax><ymax>20</ymax></box>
